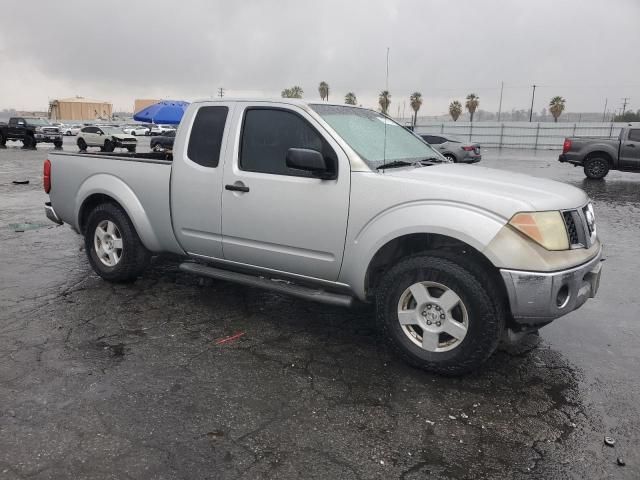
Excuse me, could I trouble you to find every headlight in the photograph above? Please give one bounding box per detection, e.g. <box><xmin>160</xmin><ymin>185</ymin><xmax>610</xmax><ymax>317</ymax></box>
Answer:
<box><xmin>34</xmin><ymin>127</ymin><xmax>42</xmax><ymax>133</ymax></box>
<box><xmin>508</xmin><ymin>211</ymin><xmax>569</xmax><ymax>251</ymax></box>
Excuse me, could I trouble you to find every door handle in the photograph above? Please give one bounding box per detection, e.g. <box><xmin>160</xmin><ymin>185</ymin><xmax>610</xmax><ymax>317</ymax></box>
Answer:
<box><xmin>627</xmin><ymin>143</ymin><xmax>636</xmax><ymax>148</ymax></box>
<box><xmin>225</xmin><ymin>183</ymin><xmax>250</xmax><ymax>193</ymax></box>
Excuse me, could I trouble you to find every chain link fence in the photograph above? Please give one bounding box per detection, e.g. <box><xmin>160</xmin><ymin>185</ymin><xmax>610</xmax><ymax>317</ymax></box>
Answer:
<box><xmin>411</xmin><ymin>122</ymin><xmax>623</xmax><ymax>150</ymax></box>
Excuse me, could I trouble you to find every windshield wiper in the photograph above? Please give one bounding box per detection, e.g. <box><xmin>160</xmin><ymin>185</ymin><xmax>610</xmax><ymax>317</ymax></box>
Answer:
<box><xmin>375</xmin><ymin>160</ymin><xmax>414</xmax><ymax>170</ymax></box>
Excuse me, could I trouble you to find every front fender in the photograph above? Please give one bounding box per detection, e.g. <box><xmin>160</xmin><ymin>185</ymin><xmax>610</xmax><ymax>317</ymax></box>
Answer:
<box><xmin>75</xmin><ymin>173</ymin><xmax>162</xmax><ymax>251</ymax></box>
<box><xmin>339</xmin><ymin>201</ymin><xmax>507</xmax><ymax>299</ymax></box>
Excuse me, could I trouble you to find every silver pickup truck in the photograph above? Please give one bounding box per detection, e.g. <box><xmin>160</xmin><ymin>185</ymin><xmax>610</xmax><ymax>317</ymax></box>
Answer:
<box><xmin>44</xmin><ymin>99</ymin><xmax>603</xmax><ymax>375</ymax></box>
<box><xmin>559</xmin><ymin>125</ymin><xmax>640</xmax><ymax>179</ymax></box>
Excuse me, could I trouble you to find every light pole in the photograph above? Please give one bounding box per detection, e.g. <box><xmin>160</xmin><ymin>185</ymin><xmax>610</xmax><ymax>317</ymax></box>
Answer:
<box><xmin>529</xmin><ymin>84</ymin><xmax>537</xmax><ymax>122</ymax></box>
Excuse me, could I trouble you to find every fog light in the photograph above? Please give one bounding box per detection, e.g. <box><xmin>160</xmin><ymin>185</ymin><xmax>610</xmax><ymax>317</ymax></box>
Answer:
<box><xmin>556</xmin><ymin>285</ymin><xmax>570</xmax><ymax>308</ymax></box>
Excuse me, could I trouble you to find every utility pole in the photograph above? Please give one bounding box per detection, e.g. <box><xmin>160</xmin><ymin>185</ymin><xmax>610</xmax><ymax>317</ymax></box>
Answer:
<box><xmin>621</xmin><ymin>97</ymin><xmax>630</xmax><ymax>116</ymax></box>
<box><xmin>218</xmin><ymin>87</ymin><xmax>225</xmax><ymax>98</ymax></box>
<box><xmin>497</xmin><ymin>81</ymin><xmax>504</xmax><ymax>122</ymax></box>
<box><xmin>529</xmin><ymin>84</ymin><xmax>537</xmax><ymax>122</ymax></box>
<box><xmin>602</xmin><ymin>98</ymin><xmax>608</xmax><ymax>123</ymax></box>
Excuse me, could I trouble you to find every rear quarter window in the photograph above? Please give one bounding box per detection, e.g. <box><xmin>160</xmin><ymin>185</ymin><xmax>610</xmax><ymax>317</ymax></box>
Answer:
<box><xmin>628</xmin><ymin>129</ymin><xmax>640</xmax><ymax>142</ymax></box>
<box><xmin>187</xmin><ymin>106</ymin><xmax>228</xmax><ymax>168</ymax></box>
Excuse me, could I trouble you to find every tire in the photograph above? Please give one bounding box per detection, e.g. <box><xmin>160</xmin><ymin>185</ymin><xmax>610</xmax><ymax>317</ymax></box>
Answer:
<box><xmin>77</xmin><ymin>138</ymin><xmax>87</xmax><ymax>151</ymax></box>
<box><xmin>103</xmin><ymin>139</ymin><xmax>115</xmax><ymax>152</ymax></box>
<box><xmin>584</xmin><ymin>156</ymin><xmax>610</xmax><ymax>179</ymax></box>
<box><xmin>65</xmin><ymin>131</ymin><xmax>72</xmax><ymax>136</ymax></box>
<box><xmin>22</xmin><ymin>135</ymin><xmax>36</xmax><ymax>149</ymax></box>
<box><xmin>131</xmin><ymin>131</ymin><xmax>136</xmax><ymax>136</ymax></box>
<box><xmin>84</xmin><ymin>203</ymin><xmax>151</xmax><ymax>283</ymax></box>
<box><xmin>127</xmin><ymin>146</ymin><xmax>136</xmax><ymax>153</ymax></box>
<box><xmin>53</xmin><ymin>140</ymin><xmax>63</xmax><ymax>149</ymax></box>
<box><xmin>375</xmin><ymin>254</ymin><xmax>505</xmax><ymax>376</ymax></box>
<box><xmin>444</xmin><ymin>154</ymin><xmax>457</xmax><ymax>163</ymax></box>
<box><xmin>0</xmin><ymin>132</ymin><xmax>6</xmax><ymax>147</ymax></box>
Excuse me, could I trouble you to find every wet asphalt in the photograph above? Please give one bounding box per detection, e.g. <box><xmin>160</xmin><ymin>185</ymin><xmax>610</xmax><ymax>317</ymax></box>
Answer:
<box><xmin>0</xmin><ymin>137</ymin><xmax>638</xmax><ymax>479</ymax></box>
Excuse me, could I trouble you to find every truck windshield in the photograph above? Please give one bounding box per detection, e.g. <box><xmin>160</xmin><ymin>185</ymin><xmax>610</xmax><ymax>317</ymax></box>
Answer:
<box><xmin>25</xmin><ymin>118</ymin><xmax>50</xmax><ymax>126</ymax></box>
<box><xmin>310</xmin><ymin>104</ymin><xmax>443</xmax><ymax>169</ymax></box>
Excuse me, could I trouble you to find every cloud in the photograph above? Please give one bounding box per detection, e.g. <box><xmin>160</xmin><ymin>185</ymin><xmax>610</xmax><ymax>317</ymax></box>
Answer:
<box><xmin>1</xmin><ymin>0</ymin><xmax>639</xmax><ymax>113</ymax></box>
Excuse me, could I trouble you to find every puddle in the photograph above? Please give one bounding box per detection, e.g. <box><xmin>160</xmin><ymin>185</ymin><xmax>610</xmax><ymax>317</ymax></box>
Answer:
<box><xmin>8</xmin><ymin>223</ymin><xmax>49</xmax><ymax>232</ymax></box>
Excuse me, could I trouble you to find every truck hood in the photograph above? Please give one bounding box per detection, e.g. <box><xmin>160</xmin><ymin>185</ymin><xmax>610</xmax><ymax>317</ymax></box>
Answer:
<box><xmin>383</xmin><ymin>164</ymin><xmax>588</xmax><ymax>218</ymax></box>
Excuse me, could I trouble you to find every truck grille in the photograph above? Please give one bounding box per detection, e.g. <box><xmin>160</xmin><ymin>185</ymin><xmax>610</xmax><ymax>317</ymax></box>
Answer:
<box><xmin>562</xmin><ymin>211</ymin><xmax>580</xmax><ymax>246</ymax></box>
<box><xmin>43</xmin><ymin>127</ymin><xmax>59</xmax><ymax>134</ymax></box>
<box><xmin>562</xmin><ymin>205</ymin><xmax>596</xmax><ymax>249</ymax></box>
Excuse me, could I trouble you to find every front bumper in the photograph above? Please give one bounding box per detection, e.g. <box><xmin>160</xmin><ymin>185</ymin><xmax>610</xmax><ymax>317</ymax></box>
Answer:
<box><xmin>500</xmin><ymin>246</ymin><xmax>603</xmax><ymax>325</ymax></box>
<box><xmin>45</xmin><ymin>202</ymin><xmax>63</xmax><ymax>225</ymax></box>
<box><xmin>35</xmin><ymin>133</ymin><xmax>62</xmax><ymax>142</ymax></box>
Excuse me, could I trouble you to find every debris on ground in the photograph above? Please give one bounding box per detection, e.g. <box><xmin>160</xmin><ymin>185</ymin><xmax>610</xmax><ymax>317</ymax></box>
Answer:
<box><xmin>604</xmin><ymin>436</ymin><xmax>615</xmax><ymax>447</ymax></box>
<box><xmin>12</xmin><ymin>180</ymin><xmax>29</xmax><ymax>185</ymax></box>
<box><xmin>214</xmin><ymin>331</ymin><xmax>245</xmax><ymax>345</ymax></box>
<box><xmin>616</xmin><ymin>457</ymin><xmax>625</xmax><ymax>466</ymax></box>
<box><xmin>9</xmin><ymin>223</ymin><xmax>49</xmax><ymax>232</ymax></box>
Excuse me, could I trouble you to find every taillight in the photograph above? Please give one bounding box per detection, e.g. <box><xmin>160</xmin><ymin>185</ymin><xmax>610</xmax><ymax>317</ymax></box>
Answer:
<box><xmin>43</xmin><ymin>159</ymin><xmax>51</xmax><ymax>193</ymax></box>
<box><xmin>562</xmin><ymin>139</ymin><xmax>572</xmax><ymax>154</ymax></box>
<box><xmin>462</xmin><ymin>146</ymin><xmax>475</xmax><ymax>151</ymax></box>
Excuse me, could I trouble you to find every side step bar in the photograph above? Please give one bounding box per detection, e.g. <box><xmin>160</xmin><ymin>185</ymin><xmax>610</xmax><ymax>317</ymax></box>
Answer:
<box><xmin>179</xmin><ymin>262</ymin><xmax>354</xmax><ymax>308</ymax></box>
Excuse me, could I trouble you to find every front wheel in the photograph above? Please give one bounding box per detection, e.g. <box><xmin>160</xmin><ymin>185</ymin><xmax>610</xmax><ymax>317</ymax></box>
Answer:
<box><xmin>77</xmin><ymin>138</ymin><xmax>87</xmax><ymax>151</ymax></box>
<box><xmin>127</xmin><ymin>146</ymin><xmax>136</xmax><ymax>153</ymax></box>
<box><xmin>53</xmin><ymin>140</ymin><xmax>63</xmax><ymax>149</ymax></box>
<box><xmin>376</xmin><ymin>254</ymin><xmax>504</xmax><ymax>376</ymax></box>
<box><xmin>103</xmin><ymin>139</ymin><xmax>115</xmax><ymax>152</ymax></box>
<box><xmin>85</xmin><ymin>203</ymin><xmax>151</xmax><ymax>282</ymax></box>
<box><xmin>22</xmin><ymin>136</ymin><xmax>36</xmax><ymax>149</ymax></box>
<box><xmin>0</xmin><ymin>132</ymin><xmax>6</xmax><ymax>147</ymax></box>
<box><xmin>584</xmin><ymin>156</ymin><xmax>609</xmax><ymax>179</ymax></box>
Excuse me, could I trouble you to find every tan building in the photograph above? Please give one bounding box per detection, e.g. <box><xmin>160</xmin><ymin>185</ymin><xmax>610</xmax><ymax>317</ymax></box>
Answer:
<box><xmin>48</xmin><ymin>97</ymin><xmax>112</xmax><ymax>121</ymax></box>
<box><xmin>134</xmin><ymin>99</ymin><xmax>160</xmax><ymax>114</ymax></box>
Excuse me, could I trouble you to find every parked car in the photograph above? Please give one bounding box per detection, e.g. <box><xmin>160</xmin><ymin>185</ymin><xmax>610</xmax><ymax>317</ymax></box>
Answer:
<box><xmin>77</xmin><ymin>126</ymin><xmax>137</xmax><ymax>152</ymax></box>
<box><xmin>122</xmin><ymin>125</ymin><xmax>150</xmax><ymax>136</ymax></box>
<box><xmin>0</xmin><ymin>117</ymin><xmax>62</xmax><ymax>149</ymax></box>
<box><xmin>63</xmin><ymin>124</ymin><xmax>83</xmax><ymax>136</ymax></box>
<box><xmin>150</xmin><ymin>130</ymin><xmax>176</xmax><ymax>152</ymax></box>
<box><xmin>421</xmin><ymin>134</ymin><xmax>481</xmax><ymax>163</ymax></box>
<box><xmin>43</xmin><ymin>99</ymin><xmax>602</xmax><ymax>376</ymax></box>
<box><xmin>559</xmin><ymin>125</ymin><xmax>640</xmax><ymax>179</ymax></box>
<box><xmin>150</xmin><ymin>124</ymin><xmax>176</xmax><ymax>136</ymax></box>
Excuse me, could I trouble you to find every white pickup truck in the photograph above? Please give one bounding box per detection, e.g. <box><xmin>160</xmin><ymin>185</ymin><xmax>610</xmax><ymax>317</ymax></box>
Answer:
<box><xmin>44</xmin><ymin>99</ymin><xmax>603</xmax><ymax>375</ymax></box>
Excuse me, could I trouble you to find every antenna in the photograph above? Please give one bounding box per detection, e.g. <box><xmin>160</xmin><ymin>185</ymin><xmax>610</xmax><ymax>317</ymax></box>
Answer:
<box><xmin>383</xmin><ymin>47</ymin><xmax>389</xmax><ymax>166</ymax></box>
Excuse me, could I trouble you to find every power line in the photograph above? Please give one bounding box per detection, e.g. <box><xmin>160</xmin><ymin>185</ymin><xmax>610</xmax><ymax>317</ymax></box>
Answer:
<box><xmin>621</xmin><ymin>97</ymin><xmax>630</xmax><ymax>116</ymax></box>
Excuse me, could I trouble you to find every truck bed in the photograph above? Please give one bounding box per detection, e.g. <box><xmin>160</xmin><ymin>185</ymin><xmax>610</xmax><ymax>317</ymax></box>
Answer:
<box><xmin>47</xmin><ymin>150</ymin><xmax>182</xmax><ymax>254</ymax></box>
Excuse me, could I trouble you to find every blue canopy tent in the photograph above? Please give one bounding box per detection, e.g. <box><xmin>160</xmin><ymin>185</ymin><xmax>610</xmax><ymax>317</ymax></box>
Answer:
<box><xmin>133</xmin><ymin>100</ymin><xmax>190</xmax><ymax>124</ymax></box>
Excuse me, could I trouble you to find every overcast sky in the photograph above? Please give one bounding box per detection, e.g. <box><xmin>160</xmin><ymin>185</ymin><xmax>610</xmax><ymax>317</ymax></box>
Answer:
<box><xmin>1</xmin><ymin>0</ymin><xmax>639</xmax><ymax>116</ymax></box>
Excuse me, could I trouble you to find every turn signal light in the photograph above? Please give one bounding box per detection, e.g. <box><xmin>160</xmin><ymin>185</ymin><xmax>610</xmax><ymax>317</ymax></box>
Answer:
<box><xmin>43</xmin><ymin>159</ymin><xmax>51</xmax><ymax>193</ymax></box>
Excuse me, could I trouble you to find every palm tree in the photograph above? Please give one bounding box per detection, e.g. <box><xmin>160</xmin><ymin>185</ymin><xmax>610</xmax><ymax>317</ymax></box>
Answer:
<box><xmin>465</xmin><ymin>93</ymin><xmax>480</xmax><ymax>122</ymax></box>
<box><xmin>344</xmin><ymin>92</ymin><xmax>357</xmax><ymax>105</ymax></box>
<box><xmin>549</xmin><ymin>96</ymin><xmax>566</xmax><ymax>122</ymax></box>
<box><xmin>409</xmin><ymin>92</ymin><xmax>423</xmax><ymax>127</ymax></box>
<box><xmin>281</xmin><ymin>86</ymin><xmax>304</xmax><ymax>99</ymax></box>
<box><xmin>379</xmin><ymin>90</ymin><xmax>391</xmax><ymax>115</ymax></box>
<box><xmin>318</xmin><ymin>81</ymin><xmax>329</xmax><ymax>101</ymax></box>
<box><xmin>449</xmin><ymin>100</ymin><xmax>463</xmax><ymax>121</ymax></box>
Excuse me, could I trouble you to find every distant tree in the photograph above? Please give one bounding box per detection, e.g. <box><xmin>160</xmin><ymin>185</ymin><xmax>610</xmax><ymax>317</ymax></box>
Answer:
<box><xmin>318</xmin><ymin>81</ymin><xmax>329</xmax><ymax>101</ymax></box>
<box><xmin>613</xmin><ymin>109</ymin><xmax>640</xmax><ymax>122</ymax></box>
<box><xmin>465</xmin><ymin>93</ymin><xmax>480</xmax><ymax>122</ymax></box>
<box><xmin>409</xmin><ymin>92</ymin><xmax>423</xmax><ymax>127</ymax></box>
<box><xmin>344</xmin><ymin>92</ymin><xmax>357</xmax><ymax>105</ymax></box>
<box><xmin>378</xmin><ymin>90</ymin><xmax>391</xmax><ymax>115</ymax></box>
<box><xmin>281</xmin><ymin>86</ymin><xmax>304</xmax><ymax>98</ymax></box>
<box><xmin>449</xmin><ymin>100</ymin><xmax>462</xmax><ymax>121</ymax></box>
<box><xmin>549</xmin><ymin>96</ymin><xmax>566</xmax><ymax>122</ymax></box>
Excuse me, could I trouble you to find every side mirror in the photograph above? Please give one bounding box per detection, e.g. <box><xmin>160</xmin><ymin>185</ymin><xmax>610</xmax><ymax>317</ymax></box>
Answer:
<box><xmin>17</xmin><ymin>121</ymin><xmax>25</xmax><ymax>126</ymax></box>
<box><xmin>286</xmin><ymin>148</ymin><xmax>334</xmax><ymax>179</ymax></box>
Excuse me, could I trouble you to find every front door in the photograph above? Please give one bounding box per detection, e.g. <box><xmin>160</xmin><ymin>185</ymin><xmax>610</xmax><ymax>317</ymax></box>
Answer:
<box><xmin>221</xmin><ymin>104</ymin><xmax>350</xmax><ymax>281</ymax></box>
<box><xmin>620</xmin><ymin>128</ymin><xmax>640</xmax><ymax>170</ymax></box>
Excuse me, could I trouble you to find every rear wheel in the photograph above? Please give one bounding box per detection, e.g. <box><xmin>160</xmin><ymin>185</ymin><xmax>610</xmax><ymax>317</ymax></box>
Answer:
<box><xmin>77</xmin><ymin>138</ymin><xmax>87</xmax><ymax>151</ymax></box>
<box><xmin>127</xmin><ymin>146</ymin><xmax>136</xmax><ymax>153</ymax></box>
<box><xmin>0</xmin><ymin>132</ymin><xmax>6</xmax><ymax>147</ymax></box>
<box><xmin>53</xmin><ymin>140</ymin><xmax>63</xmax><ymax>149</ymax></box>
<box><xmin>84</xmin><ymin>203</ymin><xmax>150</xmax><ymax>283</ymax></box>
<box><xmin>444</xmin><ymin>154</ymin><xmax>456</xmax><ymax>163</ymax></box>
<box><xmin>131</xmin><ymin>131</ymin><xmax>136</xmax><ymax>136</ymax></box>
<box><xmin>584</xmin><ymin>156</ymin><xmax>609</xmax><ymax>179</ymax></box>
<box><xmin>376</xmin><ymin>254</ymin><xmax>505</xmax><ymax>376</ymax></box>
